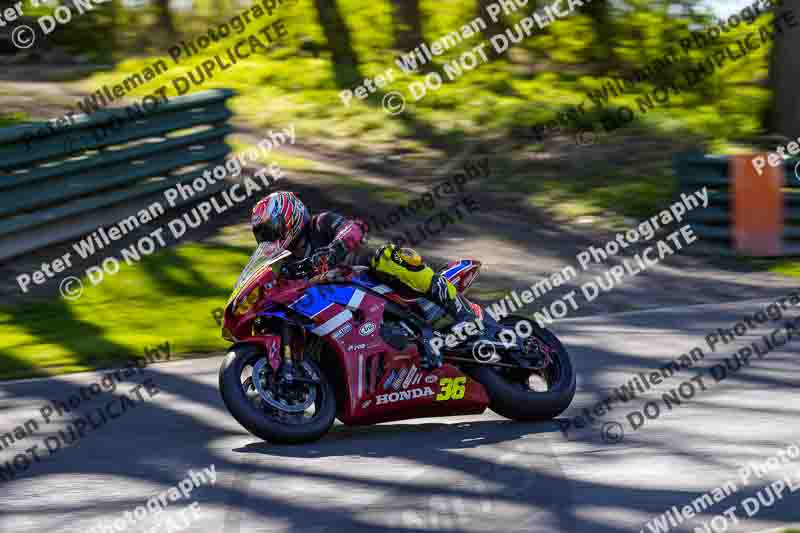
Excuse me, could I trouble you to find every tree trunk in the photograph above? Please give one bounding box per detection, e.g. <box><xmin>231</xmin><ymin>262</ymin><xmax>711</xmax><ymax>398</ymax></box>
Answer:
<box><xmin>767</xmin><ymin>0</ymin><xmax>800</xmax><ymax>136</ymax></box>
<box><xmin>154</xmin><ymin>0</ymin><xmax>177</xmax><ymax>39</ymax></box>
<box><xmin>478</xmin><ymin>0</ymin><xmax>508</xmax><ymax>60</ymax></box>
<box><xmin>391</xmin><ymin>0</ymin><xmax>423</xmax><ymax>52</ymax></box>
<box><xmin>582</xmin><ymin>0</ymin><xmax>615</xmax><ymax>67</ymax></box>
<box><xmin>313</xmin><ymin>0</ymin><xmax>361</xmax><ymax>85</ymax></box>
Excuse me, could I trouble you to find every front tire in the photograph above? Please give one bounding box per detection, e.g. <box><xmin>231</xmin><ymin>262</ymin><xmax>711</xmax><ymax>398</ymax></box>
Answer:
<box><xmin>470</xmin><ymin>317</ymin><xmax>576</xmax><ymax>422</ymax></box>
<box><xmin>219</xmin><ymin>343</ymin><xmax>337</xmax><ymax>444</ymax></box>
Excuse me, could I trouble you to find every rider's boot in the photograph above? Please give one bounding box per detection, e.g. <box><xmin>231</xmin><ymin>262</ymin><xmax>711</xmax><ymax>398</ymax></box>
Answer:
<box><xmin>367</xmin><ymin>245</ymin><xmax>478</xmax><ymax>369</ymax></box>
<box><xmin>419</xmin><ymin>276</ymin><xmax>479</xmax><ymax>369</ymax></box>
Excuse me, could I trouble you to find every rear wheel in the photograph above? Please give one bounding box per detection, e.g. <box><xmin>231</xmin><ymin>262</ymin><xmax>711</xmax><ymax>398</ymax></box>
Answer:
<box><xmin>219</xmin><ymin>343</ymin><xmax>337</xmax><ymax>444</ymax></box>
<box><xmin>470</xmin><ymin>316</ymin><xmax>576</xmax><ymax>422</ymax></box>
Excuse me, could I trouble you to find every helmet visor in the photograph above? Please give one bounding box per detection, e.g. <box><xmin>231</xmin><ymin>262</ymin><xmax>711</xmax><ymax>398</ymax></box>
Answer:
<box><xmin>253</xmin><ymin>219</ymin><xmax>283</xmax><ymax>244</ymax></box>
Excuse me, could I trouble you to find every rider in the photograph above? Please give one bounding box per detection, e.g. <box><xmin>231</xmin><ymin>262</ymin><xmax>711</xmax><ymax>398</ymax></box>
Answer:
<box><xmin>250</xmin><ymin>191</ymin><xmax>477</xmax><ymax>368</ymax></box>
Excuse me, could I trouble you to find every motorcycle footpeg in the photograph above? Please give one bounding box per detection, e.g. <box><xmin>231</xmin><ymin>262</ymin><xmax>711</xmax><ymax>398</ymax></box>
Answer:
<box><xmin>420</xmin><ymin>356</ymin><xmax>443</xmax><ymax>370</ymax></box>
<box><xmin>419</xmin><ymin>337</ymin><xmax>444</xmax><ymax>369</ymax></box>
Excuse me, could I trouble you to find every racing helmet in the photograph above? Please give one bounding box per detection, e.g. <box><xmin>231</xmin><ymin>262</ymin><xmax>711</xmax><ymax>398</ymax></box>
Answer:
<box><xmin>251</xmin><ymin>191</ymin><xmax>310</xmax><ymax>249</ymax></box>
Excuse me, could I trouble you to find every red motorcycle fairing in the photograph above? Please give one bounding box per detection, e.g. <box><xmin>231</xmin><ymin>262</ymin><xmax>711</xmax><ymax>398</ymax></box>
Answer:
<box><xmin>224</xmin><ymin>276</ymin><xmax>309</xmax><ymax>341</ymax></box>
<box><xmin>223</xmin><ymin>250</ymin><xmax>491</xmax><ymax>426</ymax></box>
<box><xmin>232</xmin><ymin>336</ymin><xmax>282</xmax><ymax>371</ymax></box>
<box><xmin>317</xmin><ymin>290</ymin><xmax>490</xmax><ymax>426</ymax></box>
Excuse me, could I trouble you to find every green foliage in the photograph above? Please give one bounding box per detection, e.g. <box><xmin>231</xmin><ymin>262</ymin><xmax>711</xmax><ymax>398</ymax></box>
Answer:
<box><xmin>79</xmin><ymin>0</ymin><xmax>770</xmax><ymax>222</ymax></box>
<box><xmin>770</xmin><ymin>262</ymin><xmax>800</xmax><ymax>278</ymax></box>
<box><xmin>527</xmin><ymin>166</ymin><xmax>677</xmax><ymax>222</ymax></box>
<box><xmin>71</xmin><ymin>0</ymin><xmax>770</xmax><ymax>147</ymax></box>
<box><xmin>0</xmin><ymin>112</ymin><xmax>28</xmax><ymax>127</ymax></box>
<box><xmin>37</xmin><ymin>0</ymin><xmax>118</xmax><ymax>62</ymax></box>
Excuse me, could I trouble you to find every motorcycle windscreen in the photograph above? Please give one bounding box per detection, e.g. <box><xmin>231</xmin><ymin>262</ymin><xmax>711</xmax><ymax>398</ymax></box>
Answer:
<box><xmin>227</xmin><ymin>242</ymin><xmax>292</xmax><ymax>308</ymax></box>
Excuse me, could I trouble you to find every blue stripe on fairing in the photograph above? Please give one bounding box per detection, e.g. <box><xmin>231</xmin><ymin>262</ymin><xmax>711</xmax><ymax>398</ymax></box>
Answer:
<box><xmin>257</xmin><ymin>310</ymin><xmax>289</xmax><ymax>320</ymax></box>
<box><xmin>351</xmin><ymin>275</ymin><xmax>394</xmax><ymax>295</ymax></box>
<box><xmin>289</xmin><ymin>285</ymin><xmax>357</xmax><ymax>317</ymax></box>
<box><xmin>352</xmin><ymin>274</ymin><xmax>381</xmax><ymax>288</ymax></box>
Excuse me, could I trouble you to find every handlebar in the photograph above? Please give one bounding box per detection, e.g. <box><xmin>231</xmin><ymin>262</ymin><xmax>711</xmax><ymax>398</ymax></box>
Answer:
<box><xmin>280</xmin><ymin>256</ymin><xmax>330</xmax><ymax>279</ymax></box>
<box><xmin>281</xmin><ymin>258</ymin><xmax>312</xmax><ymax>278</ymax></box>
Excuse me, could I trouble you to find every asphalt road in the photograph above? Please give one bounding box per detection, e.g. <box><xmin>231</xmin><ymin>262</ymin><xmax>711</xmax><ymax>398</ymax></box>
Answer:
<box><xmin>0</xmin><ymin>298</ymin><xmax>798</xmax><ymax>533</ymax></box>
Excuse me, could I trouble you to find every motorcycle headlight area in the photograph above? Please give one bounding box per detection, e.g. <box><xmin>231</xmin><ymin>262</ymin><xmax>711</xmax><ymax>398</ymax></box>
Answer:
<box><xmin>235</xmin><ymin>287</ymin><xmax>263</xmax><ymax>316</ymax></box>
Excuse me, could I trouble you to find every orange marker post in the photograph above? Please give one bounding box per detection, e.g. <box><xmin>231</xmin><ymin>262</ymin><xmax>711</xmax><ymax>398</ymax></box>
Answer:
<box><xmin>732</xmin><ymin>154</ymin><xmax>784</xmax><ymax>256</ymax></box>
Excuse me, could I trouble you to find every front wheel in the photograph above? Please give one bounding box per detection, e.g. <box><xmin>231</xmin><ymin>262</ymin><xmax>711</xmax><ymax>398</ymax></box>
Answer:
<box><xmin>219</xmin><ymin>343</ymin><xmax>337</xmax><ymax>444</ymax></box>
<box><xmin>469</xmin><ymin>316</ymin><xmax>576</xmax><ymax>422</ymax></box>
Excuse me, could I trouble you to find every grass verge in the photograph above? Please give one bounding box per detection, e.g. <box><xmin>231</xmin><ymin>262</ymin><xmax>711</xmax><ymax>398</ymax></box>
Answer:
<box><xmin>771</xmin><ymin>261</ymin><xmax>800</xmax><ymax>278</ymax></box>
<box><xmin>0</xmin><ymin>243</ymin><xmax>251</xmax><ymax>380</ymax></box>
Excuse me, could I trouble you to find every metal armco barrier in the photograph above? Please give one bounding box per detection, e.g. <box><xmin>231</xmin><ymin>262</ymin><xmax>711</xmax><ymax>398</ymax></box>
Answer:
<box><xmin>675</xmin><ymin>152</ymin><xmax>800</xmax><ymax>256</ymax></box>
<box><xmin>0</xmin><ymin>89</ymin><xmax>236</xmax><ymax>261</ymax></box>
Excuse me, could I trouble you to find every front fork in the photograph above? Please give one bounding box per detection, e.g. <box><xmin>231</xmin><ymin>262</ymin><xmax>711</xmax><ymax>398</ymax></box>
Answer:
<box><xmin>276</xmin><ymin>323</ymin><xmax>323</xmax><ymax>389</ymax></box>
<box><xmin>278</xmin><ymin>322</ymin><xmax>299</xmax><ymax>382</ymax></box>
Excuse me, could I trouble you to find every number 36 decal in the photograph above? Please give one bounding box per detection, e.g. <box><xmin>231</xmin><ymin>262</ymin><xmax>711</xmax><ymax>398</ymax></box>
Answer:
<box><xmin>436</xmin><ymin>376</ymin><xmax>466</xmax><ymax>401</ymax></box>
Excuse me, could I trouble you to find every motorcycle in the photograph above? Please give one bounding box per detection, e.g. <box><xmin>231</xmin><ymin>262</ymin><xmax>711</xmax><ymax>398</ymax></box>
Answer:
<box><xmin>218</xmin><ymin>242</ymin><xmax>576</xmax><ymax>444</ymax></box>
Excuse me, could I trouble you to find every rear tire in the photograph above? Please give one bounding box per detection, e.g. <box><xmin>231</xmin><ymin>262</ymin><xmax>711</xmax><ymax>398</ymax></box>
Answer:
<box><xmin>470</xmin><ymin>318</ymin><xmax>576</xmax><ymax>422</ymax></box>
<box><xmin>219</xmin><ymin>343</ymin><xmax>337</xmax><ymax>444</ymax></box>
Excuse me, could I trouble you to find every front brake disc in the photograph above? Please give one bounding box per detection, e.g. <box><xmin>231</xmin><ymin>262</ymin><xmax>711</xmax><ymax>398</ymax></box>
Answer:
<box><xmin>252</xmin><ymin>358</ymin><xmax>316</xmax><ymax>413</ymax></box>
